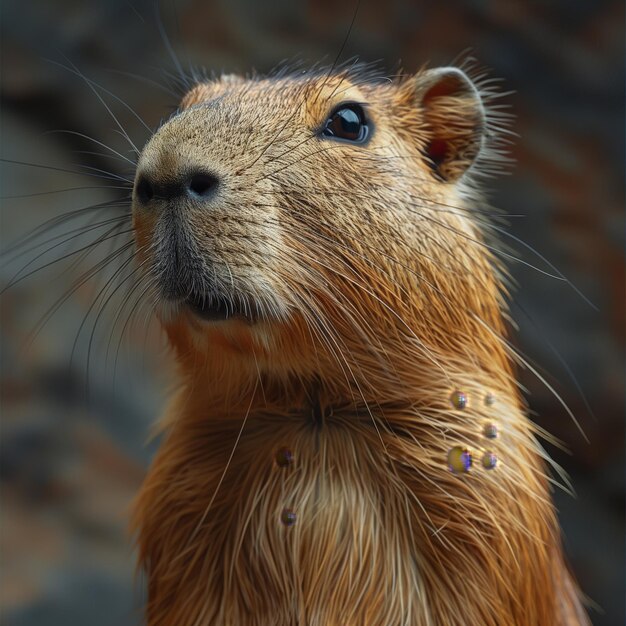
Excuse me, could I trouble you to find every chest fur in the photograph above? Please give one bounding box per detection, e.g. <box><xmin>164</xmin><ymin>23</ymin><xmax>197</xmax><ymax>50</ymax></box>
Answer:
<box><xmin>135</xmin><ymin>408</ymin><xmax>569</xmax><ymax>626</ymax></box>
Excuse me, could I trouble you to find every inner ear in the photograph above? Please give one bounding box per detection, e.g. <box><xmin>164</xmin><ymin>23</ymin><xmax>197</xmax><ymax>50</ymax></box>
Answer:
<box><xmin>416</xmin><ymin>68</ymin><xmax>485</xmax><ymax>182</ymax></box>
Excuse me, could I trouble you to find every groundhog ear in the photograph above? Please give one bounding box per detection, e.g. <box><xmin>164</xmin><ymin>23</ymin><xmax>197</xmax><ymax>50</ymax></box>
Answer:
<box><xmin>180</xmin><ymin>74</ymin><xmax>245</xmax><ymax>109</ymax></box>
<box><xmin>414</xmin><ymin>67</ymin><xmax>485</xmax><ymax>182</ymax></box>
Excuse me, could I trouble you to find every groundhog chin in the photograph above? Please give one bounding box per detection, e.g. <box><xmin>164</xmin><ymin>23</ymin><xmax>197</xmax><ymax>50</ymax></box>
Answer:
<box><xmin>154</xmin><ymin>288</ymin><xmax>307</xmax><ymax>362</ymax></box>
<box><xmin>153</xmin><ymin>284</ymin><xmax>290</xmax><ymax>328</ymax></box>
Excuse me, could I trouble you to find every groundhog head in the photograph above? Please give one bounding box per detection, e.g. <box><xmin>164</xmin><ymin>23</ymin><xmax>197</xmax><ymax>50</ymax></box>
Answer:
<box><xmin>132</xmin><ymin>66</ymin><xmax>505</xmax><ymax>396</ymax></box>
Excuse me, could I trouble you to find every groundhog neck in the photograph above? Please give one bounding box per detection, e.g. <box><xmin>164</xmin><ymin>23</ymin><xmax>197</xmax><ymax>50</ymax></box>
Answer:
<box><xmin>163</xmin><ymin>313</ymin><xmax>515</xmax><ymax>428</ymax></box>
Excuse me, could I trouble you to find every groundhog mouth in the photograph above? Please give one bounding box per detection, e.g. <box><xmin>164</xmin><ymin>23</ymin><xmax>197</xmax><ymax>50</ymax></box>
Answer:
<box><xmin>184</xmin><ymin>292</ymin><xmax>258</xmax><ymax>323</ymax></box>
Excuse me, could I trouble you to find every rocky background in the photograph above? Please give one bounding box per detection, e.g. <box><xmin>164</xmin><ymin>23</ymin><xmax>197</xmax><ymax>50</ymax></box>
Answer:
<box><xmin>1</xmin><ymin>1</ymin><xmax>623</xmax><ymax>624</ymax></box>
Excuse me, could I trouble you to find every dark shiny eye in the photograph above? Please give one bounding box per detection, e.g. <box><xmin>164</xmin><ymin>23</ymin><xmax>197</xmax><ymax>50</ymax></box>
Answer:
<box><xmin>322</xmin><ymin>104</ymin><xmax>369</xmax><ymax>143</ymax></box>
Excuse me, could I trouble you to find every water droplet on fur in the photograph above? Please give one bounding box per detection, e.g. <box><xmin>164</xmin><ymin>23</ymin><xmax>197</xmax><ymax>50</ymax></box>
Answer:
<box><xmin>483</xmin><ymin>423</ymin><xmax>498</xmax><ymax>439</ymax></box>
<box><xmin>275</xmin><ymin>447</ymin><xmax>294</xmax><ymax>468</ymax></box>
<box><xmin>484</xmin><ymin>392</ymin><xmax>496</xmax><ymax>406</ymax></box>
<box><xmin>450</xmin><ymin>390</ymin><xmax>468</xmax><ymax>410</ymax></box>
<box><xmin>280</xmin><ymin>508</ymin><xmax>297</xmax><ymax>526</ymax></box>
<box><xmin>482</xmin><ymin>452</ymin><xmax>497</xmax><ymax>470</ymax></box>
<box><xmin>447</xmin><ymin>446</ymin><xmax>472</xmax><ymax>473</ymax></box>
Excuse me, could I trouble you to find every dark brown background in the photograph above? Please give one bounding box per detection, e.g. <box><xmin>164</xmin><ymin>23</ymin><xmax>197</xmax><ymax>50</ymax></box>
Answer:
<box><xmin>1</xmin><ymin>1</ymin><xmax>624</xmax><ymax>625</ymax></box>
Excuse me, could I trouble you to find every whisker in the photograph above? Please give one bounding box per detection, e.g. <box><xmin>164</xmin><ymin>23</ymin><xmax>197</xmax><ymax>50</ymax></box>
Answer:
<box><xmin>72</xmin><ymin>162</ymin><xmax>134</xmax><ymax>183</ymax></box>
<box><xmin>310</xmin><ymin>0</ymin><xmax>362</xmax><ymax>108</ymax></box>
<box><xmin>3</xmin><ymin>213</ymin><xmax>131</xmax><ymax>266</ymax></box>
<box><xmin>44</xmin><ymin>129</ymin><xmax>138</xmax><ymax>166</ymax></box>
<box><xmin>22</xmin><ymin>239</ymin><xmax>135</xmax><ymax>356</ymax></box>
<box><xmin>71</xmin><ymin>248</ymin><xmax>138</xmax><ymax>381</ymax></box>
<box><xmin>488</xmin><ymin>223</ymin><xmax>597</xmax><ymax>310</ymax></box>
<box><xmin>155</xmin><ymin>2</ymin><xmax>192</xmax><ymax>92</ymax></box>
<box><xmin>2</xmin><ymin>222</ymin><xmax>134</xmax><ymax>291</ymax></box>
<box><xmin>288</xmin><ymin>245</ymin><xmax>450</xmax><ymax>380</ymax></box>
<box><xmin>105</xmin><ymin>263</ymin><xmax>148</xmax><ymax>378</ymax></box>
<box><xmin>112</xmin><ymin>272</ymin><xmax>156</xmax><ymax>384</ymax></box>
<box><xmin>0</xmin><ymin>157</ymin><xmax>129</xmax><ymax>182</ymax></box>
<box><xmin>473</xmin><ymin>314</ymin><xmax>588</xmax><ymax>442</ymax></box>
<box><xmin>278</xmin><ymin>204</ymin><xmax>585</xmax><ymax>448</ymax></box>
<box><xmin>236</xmin><ymin>71</ymin><xmax>319</xmax><ymax>174</ymax></box>
<box><xmin>187</xmin><ymin>378</ymin><xmax>260</xmax><ymax>545</ymax></box>
<box><xmin>104</xmin><ymin>68</ymin><xmax>181</xmax><ymax>99</ymax></box>
<box><xmin>1</xmin><ymin>198</ymin><xmax>130</xmax><ymax>256</ymax></box>
<box><xmin>512</xmin><ymin>299</ymin><xmax>596</xmax><ymax>422</ymax></box>
<box><xmin>1</xmin><ymin>186</ymin><xmax>130</xmax><ymax>200</ymax></box>
<box><xmin>264</xmin><ymin>144</ymin><xmax>576</xmax><ymax>284</ymax></box>
<box><xmin>49</xmin><ymin>56</ymin><xmax>141</xmax><ymax>154</ymax></box>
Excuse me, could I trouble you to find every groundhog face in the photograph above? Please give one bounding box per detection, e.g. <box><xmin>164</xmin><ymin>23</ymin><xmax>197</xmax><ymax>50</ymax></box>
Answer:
<box><xmin>132</xmin><ymin>66</ymin><xmax>499</xmax><ymax>378</ymax></box>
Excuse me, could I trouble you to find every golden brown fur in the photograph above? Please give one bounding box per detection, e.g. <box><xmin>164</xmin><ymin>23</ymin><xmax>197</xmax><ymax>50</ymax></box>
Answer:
<box><xmin>131</xmin><ymin>65</ymin><xmax>590</xmax><ymax>625</ymax></box>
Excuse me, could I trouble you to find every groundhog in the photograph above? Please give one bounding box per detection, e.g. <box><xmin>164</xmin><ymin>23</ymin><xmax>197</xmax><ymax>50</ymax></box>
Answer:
<box><xmin>130</xmin><ymin>64</ymin><xmax>590</xmax><ymax>625</ymax></box>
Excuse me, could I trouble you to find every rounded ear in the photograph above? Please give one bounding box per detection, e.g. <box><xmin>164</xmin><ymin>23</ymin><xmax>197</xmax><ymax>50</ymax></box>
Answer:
<box><xmin>415</xmin><ymin>67</ymin><xmax>485</xmax><ymax>182</ymax></box>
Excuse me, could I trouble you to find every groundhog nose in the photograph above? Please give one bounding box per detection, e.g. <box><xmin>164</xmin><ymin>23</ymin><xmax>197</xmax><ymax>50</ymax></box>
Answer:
<box><xmin>134</xmin><ymin>170</ymin><xmax>219</xmax><ymax>206</ymax></box>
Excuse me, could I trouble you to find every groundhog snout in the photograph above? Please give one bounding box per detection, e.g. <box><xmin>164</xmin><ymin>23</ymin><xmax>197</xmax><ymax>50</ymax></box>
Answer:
<box><xmin>134</xmin><ymin>168</ymin><xmax>220</xmax><ymax>207</ymax></box>
<box><xmin>131</xmin><ymin>112</ymin><xmax>286</xmax><ymax>322</ymax></box>
<box><xmin>132</xmin><ymin>107</ymin><xmax>243</xmax><ymax>216</ymax></box>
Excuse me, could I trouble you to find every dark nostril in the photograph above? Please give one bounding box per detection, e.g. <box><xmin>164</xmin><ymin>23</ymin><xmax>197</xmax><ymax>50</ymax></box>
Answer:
<box><xmin>135</xmin><ymin>170</ymin><xmax>218</xmax><ymax>204</ymax></box>
<box><xmin>135</xmin><ymin>176</ymin><xmax>154</xmax><ymax>204</ymax></box>
<box><xmin>187</xmin><ymin>172</ymin><xmax>219</xmax><ymax>199</ymax></box>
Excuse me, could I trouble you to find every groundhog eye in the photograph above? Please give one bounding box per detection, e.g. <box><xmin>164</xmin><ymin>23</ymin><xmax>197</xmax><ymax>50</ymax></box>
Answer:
<box><xmin>322</xmin><ymin>104</ymin><xmax>369</xmax><ymax>143</ymax></box>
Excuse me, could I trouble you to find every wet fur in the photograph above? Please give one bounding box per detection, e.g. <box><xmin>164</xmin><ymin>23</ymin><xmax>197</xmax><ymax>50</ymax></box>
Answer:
<box><xmin>131</xmin><ymin>65</ymin><xmax>589</xmax><ymax>625</ymax></box>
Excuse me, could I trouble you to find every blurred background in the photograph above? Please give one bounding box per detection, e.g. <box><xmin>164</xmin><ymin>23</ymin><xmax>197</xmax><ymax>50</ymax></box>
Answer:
<box><xmin>0</xmin><ymin>0</ymin><xmax>623</xmax><ymax>624</ymax></box>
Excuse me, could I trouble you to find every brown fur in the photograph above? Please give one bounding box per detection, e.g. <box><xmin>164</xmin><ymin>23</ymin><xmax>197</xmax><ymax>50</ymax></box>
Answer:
<box><xmin>131</xmin><ymin>66</ymin><xmax>590</xmax><ymax>625</ymax></box>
